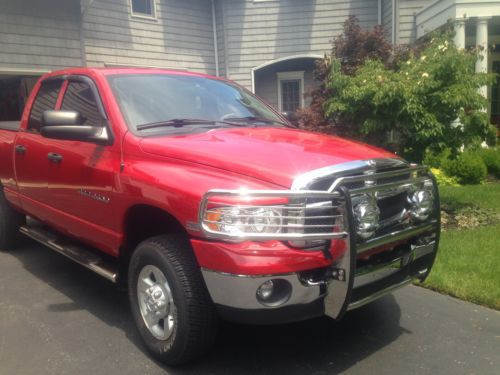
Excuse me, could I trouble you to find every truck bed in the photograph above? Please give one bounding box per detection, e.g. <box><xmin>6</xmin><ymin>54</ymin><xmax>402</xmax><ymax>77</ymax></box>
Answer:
<box><xmin>0</xmin><ymin>121</ymin><xmax>20</xmax><ymax>132</ymax></box>
<box><xmin>0</xmin><ymin>121</ymin><xmax>19</xmax><ymax>190</ymax></box>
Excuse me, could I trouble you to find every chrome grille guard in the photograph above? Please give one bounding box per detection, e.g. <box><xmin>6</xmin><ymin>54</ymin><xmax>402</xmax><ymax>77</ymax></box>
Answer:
<box><xmin>198</xmin><ymin>159</ymin><xmax>438</xmax><ymax>245</ymax></box>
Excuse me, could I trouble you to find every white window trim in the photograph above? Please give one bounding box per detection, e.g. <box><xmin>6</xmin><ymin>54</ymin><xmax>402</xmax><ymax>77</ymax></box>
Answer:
<box><xmin>277</xmin><ymin>71</ymin><xmax>305</xmax><ymax>112</ymax></box>
<box><xmin>129</xmin><ymin>0</ymin><xmax>157</xmax><ymax>20</ymax></box>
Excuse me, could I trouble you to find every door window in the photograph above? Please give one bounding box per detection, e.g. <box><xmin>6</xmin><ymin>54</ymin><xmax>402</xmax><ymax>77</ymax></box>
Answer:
<box><xmin>28</xmin><ymin>80</ymin><xmax>63</xmax><ymax>132</ymax></box>
<box><xmin>281</xmin><ymin>80</ymin><xmax>301</xmax><ymax>113</ymax></box>
<box><xmin>61</xmin><ymin>81</ymin><xmax>102</xmax><ymax>127</ymax></box>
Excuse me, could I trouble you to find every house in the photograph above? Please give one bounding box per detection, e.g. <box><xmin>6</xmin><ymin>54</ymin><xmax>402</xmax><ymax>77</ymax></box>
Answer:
<box><xmin>1</xmin><ymin>0</ymin><xmax>499</xmax><ymax>130</ymax></box>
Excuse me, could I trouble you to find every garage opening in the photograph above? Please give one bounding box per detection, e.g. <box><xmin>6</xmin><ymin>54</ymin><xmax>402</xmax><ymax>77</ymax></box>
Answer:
<box><xmin>0</xmin><ymin>74</ymin><xmax>41</xmax><ymax>128</ymax></box>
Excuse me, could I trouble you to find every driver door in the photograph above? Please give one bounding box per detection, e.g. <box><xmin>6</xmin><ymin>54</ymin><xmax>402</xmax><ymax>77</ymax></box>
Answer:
<box><xmin>43</xmin><ymin>76</ymin><xmax>121</xmax><ymax>254</ymax></box>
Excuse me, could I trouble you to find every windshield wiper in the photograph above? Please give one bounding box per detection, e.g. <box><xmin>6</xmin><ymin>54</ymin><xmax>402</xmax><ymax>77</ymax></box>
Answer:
<box><xmin>137</xmin><ymin>118</ymin><xmax>221</xmax><ymax>131</ymax></box>
<box><xmin>222</xmin><ymin>116</ymin><xmax>292</xmax><ymax>127</ymax></box>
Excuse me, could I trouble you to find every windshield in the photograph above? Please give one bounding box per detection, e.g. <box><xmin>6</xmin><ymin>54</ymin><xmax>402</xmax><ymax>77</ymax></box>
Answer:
<box><xmin>107</xmin><ymin>74</ymin><xmax>287</xmax><ymax>135</ymax></box>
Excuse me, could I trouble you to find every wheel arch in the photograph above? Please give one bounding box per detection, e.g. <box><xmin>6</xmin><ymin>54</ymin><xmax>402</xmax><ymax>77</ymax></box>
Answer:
<box><xmin>119</xmin><ymin>204</ymin><xmax>189</xmax><ymax>280</ymax></box>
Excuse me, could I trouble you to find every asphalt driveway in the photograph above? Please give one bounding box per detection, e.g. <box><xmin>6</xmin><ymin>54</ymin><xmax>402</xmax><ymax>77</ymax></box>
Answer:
<box><xmin>0</xmin><ymin>243</ymin><xmax>498</xmax><ymax>375</ymax></box>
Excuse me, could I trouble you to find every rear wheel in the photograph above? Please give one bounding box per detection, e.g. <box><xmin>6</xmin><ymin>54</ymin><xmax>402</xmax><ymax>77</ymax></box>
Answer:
<box><xmin>0</xmin><ymin>189</ymin><xmax>26</xmax><ymax>250</ymax></box>
<box><xmin>128</xmin><ymin>234</ymin><xmax>218</xmax><ymax>365</ymax></box>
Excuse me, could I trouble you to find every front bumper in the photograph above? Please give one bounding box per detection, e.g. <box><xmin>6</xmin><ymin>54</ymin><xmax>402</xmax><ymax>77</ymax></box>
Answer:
<box><xmin>201</xmin><ymin>237</ymin><xmax>438</xmax><ymax>324</ymax></box>
<box><xmin>196</xmin><ymin>160</ymin><xmax>440</xmax><ymax>324</ymax></box>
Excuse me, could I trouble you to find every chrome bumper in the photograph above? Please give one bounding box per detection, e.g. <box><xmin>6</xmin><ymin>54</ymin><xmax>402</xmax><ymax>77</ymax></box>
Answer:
<box><xmin>201</xmin><ymin>270</ymin><xmax>322</xmax><ymax>310</ymax></box>
<box><xmin>202</xmin><ymin>239</ymin><xmax>437</xmax><ymax>321</ymax></box>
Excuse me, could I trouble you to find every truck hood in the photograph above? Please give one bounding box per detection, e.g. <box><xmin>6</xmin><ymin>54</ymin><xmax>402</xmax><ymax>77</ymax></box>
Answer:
<box><xmin>139</xmin><ymin>127</ymin><xmax>397</xmax><ymax>188</ymax></box>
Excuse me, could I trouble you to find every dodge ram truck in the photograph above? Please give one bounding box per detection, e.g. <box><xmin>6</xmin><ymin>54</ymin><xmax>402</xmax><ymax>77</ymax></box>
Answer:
<box><xmin>0</xmin><ymin>68</ymin><xmax>440</xmax><ymax>364</ymax></box>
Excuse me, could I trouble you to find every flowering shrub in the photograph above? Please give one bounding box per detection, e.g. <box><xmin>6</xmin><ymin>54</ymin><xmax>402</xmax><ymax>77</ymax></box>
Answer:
<box><xmin>301</xmin><ymin>17</ymin><xmax>496</xmax><ymax>163</ymax></box>
<box><xmin>324</xmin><ymin>29</ymin><xmax>496</xmax><ymax>162</ymax></box>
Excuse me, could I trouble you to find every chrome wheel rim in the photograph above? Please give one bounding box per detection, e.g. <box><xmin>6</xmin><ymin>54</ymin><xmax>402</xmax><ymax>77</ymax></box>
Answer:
<box><xmin>137</xmin><ymin>265</ymin><xmax>176</xmax><ymax>341</ymax></box>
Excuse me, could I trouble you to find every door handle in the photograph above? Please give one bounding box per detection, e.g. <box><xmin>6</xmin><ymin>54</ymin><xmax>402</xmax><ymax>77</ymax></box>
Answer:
<box><xmin>15</xmin><ymin>145</ymin><xmax>26</xmax><ymax>154</ymax></box>
<box><xmin>47</xmin><ymin>152</ymin><xmax>63</xmax><ymax>163</ymax></box>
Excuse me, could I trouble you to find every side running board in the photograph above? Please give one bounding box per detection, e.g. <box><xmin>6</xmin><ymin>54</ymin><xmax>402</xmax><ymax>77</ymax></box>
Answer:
<box><xmin>19</xmin><ymin>224</ymin><xmax>118</xmax><ymax>283</ymax></box>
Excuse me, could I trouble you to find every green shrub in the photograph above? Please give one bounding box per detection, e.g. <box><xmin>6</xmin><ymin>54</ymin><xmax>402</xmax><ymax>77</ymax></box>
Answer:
<box><xmin>423</xmin><ymin>148</ymin><xmax>451</xmax><ymax>168</ymax></box>
<box><xmin>430</xmin><ymin>168</ymin><xmax>460</xmax><ymax>186</ymax></box>
<box><xmin>476</xmin><ymin>148</ymin><xmax>500</xmax><ymax>178</ymax></box>
<box><xmin>443</xmin><ymin>152</ymin><xmax>487</xmax><ymax>184</ymax></box>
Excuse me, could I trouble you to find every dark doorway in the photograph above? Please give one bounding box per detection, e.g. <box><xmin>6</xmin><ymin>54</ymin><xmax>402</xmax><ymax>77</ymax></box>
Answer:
<box><xmin>0</xmin><ymin>75</ymin><xmax>39</xmax><ymax>122</ymax></box>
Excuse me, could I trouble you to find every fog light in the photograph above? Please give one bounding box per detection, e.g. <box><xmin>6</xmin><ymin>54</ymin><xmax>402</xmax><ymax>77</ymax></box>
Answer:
<box><xmin>257</xmin><ymin>280</ymin><xmax>274</xmax><ymax>300</ymax></box>
<box><xmin>408</xmin><ymin>180</ymin><xmax>434</xmax><ymax>221</ymax></box>
<box><xmin>256</xmin><ymin>279</ymin><xmax>292</xmax><ymax>307</ymax></box>
<box><xmin>353</xmin><ymin>195</ymin><xmax>380</xmax><ymax>239</ymax></box>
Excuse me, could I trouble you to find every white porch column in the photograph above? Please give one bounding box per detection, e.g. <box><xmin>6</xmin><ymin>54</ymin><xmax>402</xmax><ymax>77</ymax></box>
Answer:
<box><xmin>454</xmin><ymin>18</ymin><xmax>466</xmax><ymax>49</ymax></box>
<box><xmin>475</xmin><ymin>17</ymin><xmax>491</xmax><ymax>98</ymax></box>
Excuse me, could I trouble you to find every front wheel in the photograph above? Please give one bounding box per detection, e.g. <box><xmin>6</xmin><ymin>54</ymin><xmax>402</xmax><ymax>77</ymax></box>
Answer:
<box><xmin>128</xmin><ymin>235</ymin><xmax>218</xmax><ymax>365</ymax></box>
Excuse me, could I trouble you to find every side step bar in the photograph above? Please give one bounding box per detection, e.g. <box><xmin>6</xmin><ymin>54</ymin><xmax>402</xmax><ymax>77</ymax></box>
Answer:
<box><xmin>19</xmin><ymin>225</ymin><xmax>118</xmax><ymax>283</ymax></box>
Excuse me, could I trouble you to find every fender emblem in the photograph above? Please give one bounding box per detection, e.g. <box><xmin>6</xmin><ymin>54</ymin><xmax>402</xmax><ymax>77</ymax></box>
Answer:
<box><xmin>78</xmin><ymin>189</ymin><xmax>110</xmax><ymax>204</ymax></box>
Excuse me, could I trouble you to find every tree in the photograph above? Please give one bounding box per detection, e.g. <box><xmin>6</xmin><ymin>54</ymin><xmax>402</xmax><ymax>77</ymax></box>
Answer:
<box><xmin>297</xmin><ymin>17</ymin><xmax>497</xmax><ymax>162</ymax></box>
<box><xmin>324</xmin><ymin>30</ymin><xmax>496</xmax><ymax>162</ymax></box>
<box><xmin>296</xmin><ymin>16</ymin><xmax>394</xmax><ymax>134</ymax></box>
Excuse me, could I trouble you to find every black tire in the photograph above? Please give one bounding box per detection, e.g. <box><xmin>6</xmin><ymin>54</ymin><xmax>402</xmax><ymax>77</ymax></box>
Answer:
<box><xmin>128</xmin><ymin>234</ymin><xmax>218</xmax><ymax>365</ymax></box>
<box><xmin>0</xmin><ymin>189</ymin><xmax>26</xmax><ymax>250</ymax></box>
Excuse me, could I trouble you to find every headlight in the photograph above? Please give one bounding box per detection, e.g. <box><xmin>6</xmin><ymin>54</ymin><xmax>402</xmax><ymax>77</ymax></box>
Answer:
<box><xmin>408</xmin><ymin>180</ymin><xmax>434</xmax><ymax>221</ymax></box>
<box><xmin>204</xmin><ymin>206</ymin><xmax>284</xmax><ymax>235</ymax></box>
<box><xmin>200</xmin><ymin>190</ymin><xmax>346</xmax><ymax>242</ymax></box>
<box><xmin>353</xmin><ymin>194</ymin><xmax>380</xmax><ymax>239</ymax></box>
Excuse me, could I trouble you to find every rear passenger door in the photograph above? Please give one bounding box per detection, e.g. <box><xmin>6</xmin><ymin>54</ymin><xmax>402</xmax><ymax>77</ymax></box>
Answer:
<box><xmin>15</xmin><ymin>78</ymin><xmax>63</xmax><ymax>217</ymax></box>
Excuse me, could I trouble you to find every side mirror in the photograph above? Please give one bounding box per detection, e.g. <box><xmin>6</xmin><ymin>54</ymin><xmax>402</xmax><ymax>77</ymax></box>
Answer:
<box><xmin>42</xmin><ymin>110</ymin><xmax>83</xmax><ymax>126</ymax></box>
<box><xmin>40</xmin><ymin>110</ymin><xmax>109</xmax><ymax>144</ymax></box>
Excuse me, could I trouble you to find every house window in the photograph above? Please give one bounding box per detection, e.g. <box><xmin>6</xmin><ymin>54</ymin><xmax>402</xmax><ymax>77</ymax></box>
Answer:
<box><xmin>130</xmin><ymin>0</ymin><xmax>156</xmax><ymax>18</ymax></box>
<box><xmin>277</xmin><ymin>71</ymin><xmax>304</xmax><ymax>113</ymax></box>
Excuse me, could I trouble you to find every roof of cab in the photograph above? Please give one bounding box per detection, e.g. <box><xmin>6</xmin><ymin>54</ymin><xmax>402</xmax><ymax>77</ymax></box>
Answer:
<box><xmin>40</xmin><ymin>67</ymin><xmax>218</xmax><ymax>81</ymax></box>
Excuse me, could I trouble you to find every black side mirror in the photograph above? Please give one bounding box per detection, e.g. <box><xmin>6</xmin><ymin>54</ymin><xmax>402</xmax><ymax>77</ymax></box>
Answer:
<box><xmin>40</xmin><ymin>110</ymin><xmax>109</xmax><ymax>144</ymax></box>
<box><xmin>42</xmin><ymin>110</ymin><xmax>83</xmax><ymax>126</ymax></box>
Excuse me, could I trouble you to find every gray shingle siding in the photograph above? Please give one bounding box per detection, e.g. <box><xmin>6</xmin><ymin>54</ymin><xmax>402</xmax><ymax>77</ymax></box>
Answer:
<box><xmin>220</xmin><ymin>0</ymin><xmax>379</xmax><ymax>89</ymax></box>
<box><xmin>82</xmin><ymin>0</ymin><xmax>216</xmax><ymax>73</ymax></box>
<box><xmin>397</xmin><ymin>0</ymin><xmax>433</xmax><ymax>44</ymax></box>
<box><xmin>0</xmin><ymin>0</ymin><xmax>82</xmax><ymax>71</ymax></box>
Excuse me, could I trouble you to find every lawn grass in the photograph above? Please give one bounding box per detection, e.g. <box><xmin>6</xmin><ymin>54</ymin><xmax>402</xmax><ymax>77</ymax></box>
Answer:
<box><xmin>439</xmin><ymin>183</ymin><xmax>500</xmax><ymax>211</ymax></box>
<box><xmin>423</xmin><ymin>224</ymin><xmax>500</xmax><ymax>310</ymax></box>
<box><xmin>420</xmin><ymin>182</ymin><xmax>500</xmax><ymax>310</ymax></box>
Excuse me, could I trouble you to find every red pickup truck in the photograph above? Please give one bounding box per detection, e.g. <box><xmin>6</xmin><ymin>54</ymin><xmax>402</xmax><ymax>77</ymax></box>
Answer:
<box><xmin>0</xmin><ymin>68</ymin><xmax>440</xmax><ymax>364</ymax></box>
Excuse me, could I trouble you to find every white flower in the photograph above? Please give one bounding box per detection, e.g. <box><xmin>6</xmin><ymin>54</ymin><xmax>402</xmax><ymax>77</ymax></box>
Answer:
<box><xmin>422</xmin><ymin>72</ymin><xmax>429</xmax><ymax>78</ymax></box>
<box><xmin>421</xmin><ymin>55</ymin><xmax>427</xmax><ymax>61</ymax></box>
<box><xmin>405</xmin><ymin>72</ymin><xmax>409</xmax><ymax>76</ymax></box>
<box><xmin>406</xmin><ymin>60</ymin><xmax>411</xmax><ymax>65</ymax></box>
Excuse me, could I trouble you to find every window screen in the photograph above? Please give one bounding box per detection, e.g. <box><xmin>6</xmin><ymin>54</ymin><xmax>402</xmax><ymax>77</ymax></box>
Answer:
<box><xmin>131</xmin><ymin>0</ymin><xmax>155</xmax><ymax>17</ymax></box>
<box><xmin>28</xmin><ymin>80</ymin><xmax>63</xmax><ymax>131</ymax></box>
<box><xmin>61</xmin><ymin>81</ymin><xmax>102</xmax><ymax>127</ymax></box>
<box><xmin>281</xmin><ymin>80</ymin><xmax>301</xmax><ymax>113</ymax></box>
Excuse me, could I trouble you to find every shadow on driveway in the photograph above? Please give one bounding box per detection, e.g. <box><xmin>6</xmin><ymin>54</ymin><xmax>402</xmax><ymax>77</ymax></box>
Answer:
<box><xmin>10</xmin><ymin>243</ymin><xmax>410</xmax><ymax>374</ymax></box>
